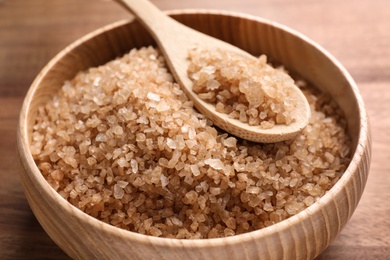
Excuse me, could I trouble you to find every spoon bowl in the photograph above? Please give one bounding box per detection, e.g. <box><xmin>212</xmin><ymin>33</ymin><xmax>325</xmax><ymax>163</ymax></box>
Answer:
<box><xmin>115</xmin><ymin>0</ymin><xmax>310</xmax><ymax>143</ymax></box>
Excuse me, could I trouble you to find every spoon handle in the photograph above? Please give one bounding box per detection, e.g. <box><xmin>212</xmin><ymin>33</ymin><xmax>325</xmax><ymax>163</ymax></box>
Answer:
<box><xmin>114</xmin><ymin>0</ymin><xmax>223</xmax><ymax>121</ymax></box>
<box><xmin>115</xmin><ymin>0</ymin><xmax>182</xmax><ymax>44</ymax></box>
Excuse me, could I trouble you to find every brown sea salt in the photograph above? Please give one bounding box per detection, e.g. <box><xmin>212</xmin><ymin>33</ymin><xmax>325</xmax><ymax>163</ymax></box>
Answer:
<box><xmin>187</xmin><ymin>47</ymin><xmax>299</xmax><ymax>128</ymax></box>
<box><xmin>31</xmin><ymin>46</ymin><xmax>351</xmax><ymax>239</ymax></box>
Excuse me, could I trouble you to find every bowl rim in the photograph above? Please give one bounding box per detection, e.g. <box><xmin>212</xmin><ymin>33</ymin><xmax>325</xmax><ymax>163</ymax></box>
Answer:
<box><xmin>17</xmin><ymin>9</ymin><xmax>370</xmax><ymax>248</ymax></box>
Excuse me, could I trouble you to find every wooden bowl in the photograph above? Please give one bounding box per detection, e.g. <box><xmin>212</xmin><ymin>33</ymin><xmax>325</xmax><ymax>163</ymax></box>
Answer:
<box><xmin>17</xmin><ymin>10</ymin><xmax>371</xmax><ymax>259</ymax></box>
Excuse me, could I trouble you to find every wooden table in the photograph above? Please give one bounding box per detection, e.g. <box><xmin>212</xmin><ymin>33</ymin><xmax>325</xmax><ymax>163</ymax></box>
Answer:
<box><xmin>1</xmin><ymin>0</ymin><xmax>389</xmax><ymax>259</ymax></box>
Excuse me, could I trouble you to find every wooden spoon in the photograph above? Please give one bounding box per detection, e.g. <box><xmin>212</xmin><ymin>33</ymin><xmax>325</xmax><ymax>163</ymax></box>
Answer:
<box><xmin>115</xmin><ymin>0</ymin><xmax>311</xmax><ymax>143</ymax></box>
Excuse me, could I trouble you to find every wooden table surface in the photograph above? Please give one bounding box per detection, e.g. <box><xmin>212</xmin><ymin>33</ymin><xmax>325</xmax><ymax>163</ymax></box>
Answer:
<box><xmin>1</xmin><ymin>0</ymin><xmax>389</xmax><ymax>259</ymax></box>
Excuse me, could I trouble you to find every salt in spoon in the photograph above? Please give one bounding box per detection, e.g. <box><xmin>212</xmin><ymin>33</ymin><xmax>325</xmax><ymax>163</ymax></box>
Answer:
<box><xmin>115</xmin><ymin>0</ymin><xmax>311</xmax><ymax>143</ymax></box>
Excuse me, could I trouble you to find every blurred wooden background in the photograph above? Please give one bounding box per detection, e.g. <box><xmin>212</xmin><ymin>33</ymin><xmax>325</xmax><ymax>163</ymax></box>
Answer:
<box><xmin>1</xmin><ymin>0</ymin><xmax>389</xmax><ymax>259</ymax></box>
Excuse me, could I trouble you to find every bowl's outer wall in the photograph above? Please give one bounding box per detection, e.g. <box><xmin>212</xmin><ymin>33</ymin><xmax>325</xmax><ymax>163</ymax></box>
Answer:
<box><xmin>17</xmin><ymin>12</ymin><xmax>371</xmax><ymax>260</ymax></box>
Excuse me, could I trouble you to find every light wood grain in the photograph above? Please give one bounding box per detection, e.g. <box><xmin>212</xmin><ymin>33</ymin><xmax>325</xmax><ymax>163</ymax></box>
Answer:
<box><xmin>17</xmin><ymin>11</ymin><xmax>369</xmax><ymax>260</ymax></box>
<box><xmin>1</xmin><ymin>0</ymin><xmax>389</xmax><ymax>259</ymax></box>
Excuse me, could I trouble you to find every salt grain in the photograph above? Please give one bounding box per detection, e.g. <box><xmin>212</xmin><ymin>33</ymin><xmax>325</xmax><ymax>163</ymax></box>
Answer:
<box><xmin>130</xmin><ymin>159</ymin><xmax>138</xmax><ymax>174</ymax></box>
<box><xmin>96</xmin><ymin>133</ymin><xmax>107</xmax><ymax>142</ymax></box>
<box><xmin>156</xmin><ymin>100</ymin><xmax>170</xmax><ymax>112</ymax></box>
<box><xmin>113</xmin><ymin>184</ymin><xmax>124</xmax><ymax>199</ymax></box>
<box><xmin>147</xmin><ymin>92</ymin><xmax>161</xmax><ymax>101</ymax></box>
<box><xmin>190</xmin><ymin>164</ymin><xmax>201</xmax><ymax>176</ymax></box>
<box><xmin>160</xmin><ymin>174</ymin><xmax>168</xmax><ymax>187</ymax></box>
<box><xmin>204</xmin><ymin>158</ymin><xmax>224</xmax><ymax>170</ymax></box>
<box><xmin>166</xmin><ymin>138</ymin><xmax>177</xmax><ymax>149</ymax></box>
